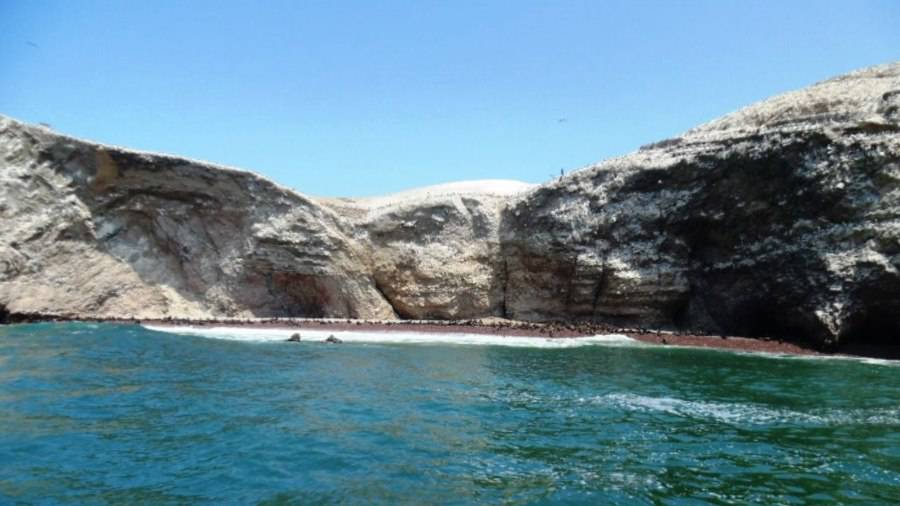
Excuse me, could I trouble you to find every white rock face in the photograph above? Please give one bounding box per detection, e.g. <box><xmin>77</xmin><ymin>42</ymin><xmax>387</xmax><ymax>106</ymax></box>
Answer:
<box><xmin>0</xmin><ymin>120</ymin><xmax>395</xmax><ymax>319</ymax></box>
<box><xmin>328</xmin><ymin>183</ymin><xmax>524</xmax><ymax>319</ymax></box>
<box><xmin>2</xmin><ymin>62</ymin><xmax>899</xmax><ymax>347</ymax></box>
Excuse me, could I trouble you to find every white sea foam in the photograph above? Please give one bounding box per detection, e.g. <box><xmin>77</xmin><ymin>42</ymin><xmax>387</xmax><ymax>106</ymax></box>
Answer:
<box><xmin>638</xmin><ymin>341</ymin><xmax>900</xmax><ymax>367</ymax></box>
<box><xmin>143</xmin><ymin>324</ymin><xmax>900</xmax><ymax>365</ymax></box>
<box><xmin>780</xmin><ymin>353</ymin><xmax>900</xmax><ymax>367</ymax></box>
<box><xmin>733</xmin><ymin>350</ymin><xmax>899</xmax><ymax>367</ymax></box>
<box><xmin>142</xmin><ymin>325</ymin><xmax>637</xmax><ymax>348</ymax></box>
<box><xmin>593</xmin><ymin>393</ymin><xmax>900</xmax><ymax>426</ymax></box>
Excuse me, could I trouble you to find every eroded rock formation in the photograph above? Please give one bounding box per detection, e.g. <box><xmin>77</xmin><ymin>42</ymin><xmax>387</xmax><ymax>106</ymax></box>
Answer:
<box><xmin>502</xmin><ymin>63</ymin><xmax>900</xmax><ymax>347</ymax></box>
<box><xmin>0</xmin><ymin>122</ymin><xmax>395</xmax><ymax>319</ymax></box>
<box><xmin>2</xmin><ymin>62</ymin><xmax>899</xmax><ymax>347</ymax></box>
<box><xmin>320</xmin><ymin>181</ymin><xmax>531</xmax><ymax>319</ymax></box>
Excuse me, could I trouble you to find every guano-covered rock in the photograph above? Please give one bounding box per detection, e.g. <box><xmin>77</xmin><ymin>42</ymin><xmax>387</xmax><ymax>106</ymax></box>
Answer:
<box><xmin>2</xmin><ymin>62</ymin><xmax>898</xmax><ymax>349</ymax></box>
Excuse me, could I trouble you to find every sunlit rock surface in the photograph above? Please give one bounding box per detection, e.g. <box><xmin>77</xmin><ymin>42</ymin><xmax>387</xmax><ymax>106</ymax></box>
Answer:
<box><xmin>2</xmin><ymin>62</ymin><xmax>898</xmax><ymax>347</ymax></box>
<box><xmin>320</xmin><ymin>181</ymin><xmax>533</xmax><ymax>319</ymax></box>
<box><xmin>0</xmin><ymin>121</ymin><xmax>395</xmax><ymax>319</ymax></box>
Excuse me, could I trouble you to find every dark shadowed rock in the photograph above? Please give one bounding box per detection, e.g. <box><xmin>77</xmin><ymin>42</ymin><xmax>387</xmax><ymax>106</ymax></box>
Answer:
<box><xmin>324</xmin><ymin>335</ymin><xmax>342</xmax><ymax>344</ymax></box>
<box><xmin>287</xmin><ymin>333</ymin><xmax>301</xmax><ymax>342</ymax></box>
<box><xmin>500</xmin><ymin>63</ymin><xmax>900</xmax><ymax>348</ymax></box>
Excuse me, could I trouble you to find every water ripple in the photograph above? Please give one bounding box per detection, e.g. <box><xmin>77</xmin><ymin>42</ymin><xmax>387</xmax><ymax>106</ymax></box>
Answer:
<box><xmin>1</xmin><ymin>323</ymin><xmax>899</xmax><ymax>504</ymax></box>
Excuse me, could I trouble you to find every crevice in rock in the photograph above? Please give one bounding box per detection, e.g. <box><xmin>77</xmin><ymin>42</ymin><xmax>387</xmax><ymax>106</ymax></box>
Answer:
<box><xmin>372</xmin><ymin>277</ymin><xmax>409</xmax><ymax>320</ymax></box>
<box><xmin>0</xmin><ymin>304</ymin><xmax>9</xmax><ymax>324</ymax></box>
<box><xmin>564</xmin><ymin>255</ymin><xmax>578</xmax><ymax>310</ymax></box>
<box><xmin>591</xmin><ymin>266</ymin><xmax>609</xmax><ymax>314</ymax></box>
<box><xmin>670</xmin><ymin>297</ymin><xmax>691</xmax><ymax>330</ymax></box>
<box><xmin>499</xmin><ymin>257</ymin><xmax>510</xmax><ymax>319</ymax></box>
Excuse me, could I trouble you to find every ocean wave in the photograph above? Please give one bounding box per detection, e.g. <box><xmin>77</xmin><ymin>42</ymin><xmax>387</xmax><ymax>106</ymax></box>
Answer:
<box><xmin>142</xmin><ymin>325</ymin><xmax>637</xmax><ymax>348</ymax></box>
<box><xmin>779</xmin><ymin>353</ymin><xmax>900</xmax><ymax>367</ymax></box>
<box><xmin>593</xmin><ymin>393</ymin><xmax>900</xmax><ymax>426</ymax></box>
<box><xmin>637</xmin><ymin>341</ymin><xmax>900</xmax><ymax>367</ymax></box>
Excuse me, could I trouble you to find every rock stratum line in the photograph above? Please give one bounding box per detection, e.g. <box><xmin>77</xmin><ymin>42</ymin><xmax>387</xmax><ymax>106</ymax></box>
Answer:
<box><xmin>2</xmin><ymin>63</ymin><xmax>899</xmax><ymax>350</ymax></box>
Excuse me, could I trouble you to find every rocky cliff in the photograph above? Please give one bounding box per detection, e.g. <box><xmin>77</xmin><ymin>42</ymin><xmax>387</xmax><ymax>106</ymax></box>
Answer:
<box><xmin>0</xmin><ymin>123</ymin><xmax>395</xmax><ymax>320</ymax></box>
<box><xmin>2</xmin><ymin>62</ymin><xmax>899</xmax><ymax>348</ymax></box>
<box><xmin>320</xmin><ymin>180</ymin><xmax>533</xmax><ymax>320</ymax></box>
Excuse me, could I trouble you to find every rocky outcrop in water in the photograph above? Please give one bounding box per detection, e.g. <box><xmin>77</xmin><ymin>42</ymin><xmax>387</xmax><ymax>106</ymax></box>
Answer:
<box><xmin>2</xmin><ymin>63</ymin><xmax>899</xmax><ymax>348</ymax></box>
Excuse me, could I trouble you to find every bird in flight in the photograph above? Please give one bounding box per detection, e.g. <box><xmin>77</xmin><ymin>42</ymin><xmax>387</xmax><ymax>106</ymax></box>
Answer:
<box><xmin>557</xmin><ymin>118</ymin><xmax>568</xmax><ymax>123</ymax></box>
<box><xmin>26</xmin><ymin>41</ymin><xmax>38</xmax><ymax>48</ymax></box>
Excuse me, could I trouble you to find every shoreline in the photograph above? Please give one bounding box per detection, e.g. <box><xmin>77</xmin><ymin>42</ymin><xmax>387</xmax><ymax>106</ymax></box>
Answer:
<box><xmin>5</xmin><ymin>313</ymin><xmax>897</xmax><ymax>359</ymax></box>
<box><xmin>144</xmin><ymin>319</ymin><xmax>825</xmax><ymax>356</ymax></box>
<box><xmin>3</xmin><ymin>313</ymin><xmax>841</xmax><ymax>357</ymax></box>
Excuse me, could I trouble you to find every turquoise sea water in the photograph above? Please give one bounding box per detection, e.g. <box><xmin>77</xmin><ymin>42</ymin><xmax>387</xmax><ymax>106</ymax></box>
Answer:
<box><xmin>1</xmin><ymin>323</ymin><xmax>899</xmax><ymax>504</ymax></box>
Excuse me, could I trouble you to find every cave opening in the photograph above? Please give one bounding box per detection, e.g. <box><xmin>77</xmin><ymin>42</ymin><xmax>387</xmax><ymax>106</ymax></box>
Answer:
<box><xmin>839</xmin><ymin>307</ymin><xmax>900</xmax><ymax>358</ymax></box>
<box><xmin>724</xmin><ymin>298</ymin><xmax>812</xmax><ymax>344</ymax></box>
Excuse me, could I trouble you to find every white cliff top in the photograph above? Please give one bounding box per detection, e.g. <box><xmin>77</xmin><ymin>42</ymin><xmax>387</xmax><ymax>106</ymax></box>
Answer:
<box><xmin>315</xmin><ymin>179</ymin><xmax>536</xmax><ymax>217</ymax></box>
<box><xmin>684</xmin><ymin>62</ymin><xmax>900</xmax><ymax>138</ymax></box>
<box><xmin>353</xmin><ymin>179</ymin><xmax>535</xmax><ymax>205</ymax></box>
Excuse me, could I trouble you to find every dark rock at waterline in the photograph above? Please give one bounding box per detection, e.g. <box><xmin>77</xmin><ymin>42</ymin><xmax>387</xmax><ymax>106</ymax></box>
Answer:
<box><xmin>324</xmin><ymin>335</ymin><xmax>342</xmax><ymax>344</ymax></box>
<box><xmin>287</xmin><ymin>333</ymin><xmax>301</xmax><ymax>342</ymax></box>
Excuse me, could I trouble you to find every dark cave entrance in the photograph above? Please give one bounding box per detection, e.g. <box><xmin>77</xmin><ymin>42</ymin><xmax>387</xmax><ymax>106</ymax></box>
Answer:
<box><xmin>839</xmin><ymin>307</ymin><xmax>900</xmax><ymax>358</ymax></box>
<box><xmin>723</xmin><ymin>298</ymin><xmax>814</xmax><ymax>344</ymax></box>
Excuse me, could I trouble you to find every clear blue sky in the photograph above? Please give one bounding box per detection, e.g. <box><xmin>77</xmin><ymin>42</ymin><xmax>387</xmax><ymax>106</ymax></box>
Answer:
<box><xmin>2</xmin><ymin>1</ymin><xmax>898</xmax><ymax>197</ymax></box>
